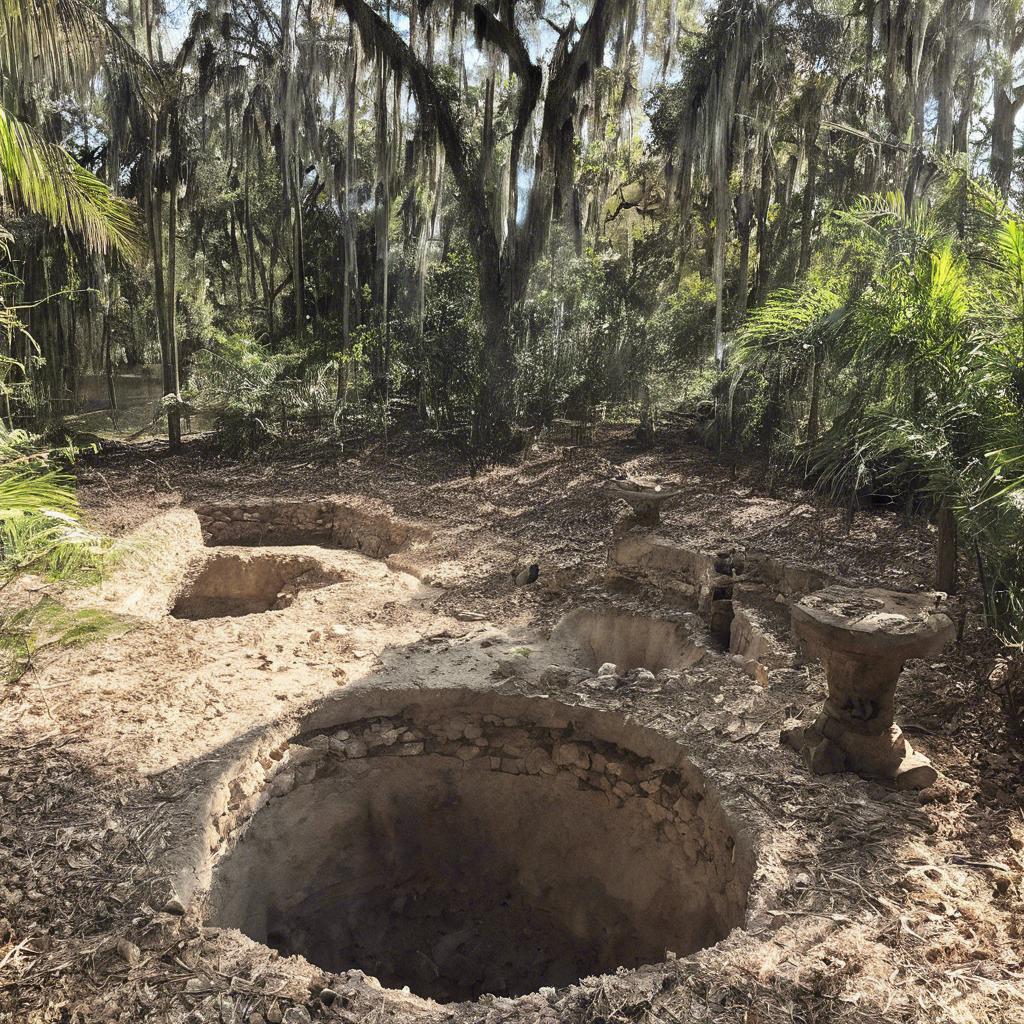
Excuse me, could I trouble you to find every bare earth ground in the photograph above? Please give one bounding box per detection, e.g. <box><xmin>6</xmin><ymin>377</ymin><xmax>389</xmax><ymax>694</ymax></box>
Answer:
<box><xmin>1</xmin><ymin>427</ymin><xmax>1022</xmax><ymax>1024</ymax></box>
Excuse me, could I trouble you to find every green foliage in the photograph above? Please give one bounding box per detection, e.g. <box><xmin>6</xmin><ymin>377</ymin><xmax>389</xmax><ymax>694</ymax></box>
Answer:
<box><xmin>733</xmin><ymin>177</ymin><xmax>1024</xmax><ymax>640</ymax></box>
<box><xmin>1</xmin><ymin>597</ymin><xmax>119</xmax><ymax>685</ymax></box>
<box><xmin>0</xmin><ymin>427</ymin><xmax>106</xmax><ymax>580</ymax></box>
<box><xmin>410</xmin><ymin>243</ymin><xmax>482</xmax><ymax>431</ymax></box>
<box><xmin>0</xmin><ymin>425</ymin><xmax>116</xmax><ymax>684</ymax></box>
<box><xmin>188</xmin><ymin>334</ymin><xmax>338</xmax><ymax>454</ymax></box>
<box><xmin>0</xmin><ymin>106</ymin><xmax>142</xmax><ymax>257</ymax></box>
<box><xmin>517</xmin><ymin>232</ymin><xmax>700</xmax><ymax>427</ymax></box>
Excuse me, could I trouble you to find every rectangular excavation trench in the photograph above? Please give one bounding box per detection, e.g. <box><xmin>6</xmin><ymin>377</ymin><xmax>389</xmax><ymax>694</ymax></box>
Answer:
<box><xmin>194</xmin><ymin>499</ymin><xmax>425</xmax><ymax>559</ymax></box>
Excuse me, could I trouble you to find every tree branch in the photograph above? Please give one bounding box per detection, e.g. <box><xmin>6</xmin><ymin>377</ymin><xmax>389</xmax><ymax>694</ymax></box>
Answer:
<box><xmin>334</xmin><ymin>0</ymin><xmax>475</xmax><ymax>198</ymax></box>
<box><xmin>511</xmin><ymin>0</ymin><xmax>626</xmax><ymax>297</ymax></box>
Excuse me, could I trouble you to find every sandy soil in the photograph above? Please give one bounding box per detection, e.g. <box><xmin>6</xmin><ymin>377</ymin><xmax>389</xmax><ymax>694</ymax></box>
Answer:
<box><xmin>0</xmin><ymin>429</ymin><xmax>1021</xmax><ymax>1024</ymax></box>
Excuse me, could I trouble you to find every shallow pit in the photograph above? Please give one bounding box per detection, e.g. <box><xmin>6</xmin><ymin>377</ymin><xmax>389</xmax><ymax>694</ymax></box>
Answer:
<box><xmin>171</xmin><ymin>551</ymin><xmax>341</xmax><ymax>620</ymax></box>
<box><xmin>554</xmin><ymin>608</ymin><xmax>707</xmax><ymax>673</ymax></box>
<box><xmin>204</xmin><ymin>692</ymin><xmax>751</xmax><ymax>1003</ymax></box>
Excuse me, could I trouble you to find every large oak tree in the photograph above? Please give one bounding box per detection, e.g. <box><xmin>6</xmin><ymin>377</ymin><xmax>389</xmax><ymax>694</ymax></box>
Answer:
<box><xmin>335</xmin><ymin>0</ymin><xmax>628</xmax><ymax>447</ymax></box>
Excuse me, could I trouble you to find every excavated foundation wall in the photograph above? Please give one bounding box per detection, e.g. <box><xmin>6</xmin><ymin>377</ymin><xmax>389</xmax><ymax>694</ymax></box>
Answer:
<box><xmin>194</xmin><ymin>500</ymin><xmax>426</xmax><ymax>558</ymax></box>
<box><xmin>203</xmin><ymin>694</ymin><xmax>752</xmax><ymax>1003</ymax></box>
<box><xmin>607</xmin><ymin>531</ymin><xmax>840</xmax><ymax>682</ymax></box>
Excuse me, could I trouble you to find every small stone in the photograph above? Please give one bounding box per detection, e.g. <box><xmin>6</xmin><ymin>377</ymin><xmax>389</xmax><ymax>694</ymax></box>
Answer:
<box><xmin>628</xmin><ymin>668</ymin><xmax>657</xmax><ymax>688</ymax></box>
<box><xmin>643</xmin><ymin>799</ymin><xmax>672</xmax><ymax>823</ymax></box>
<box><xmin>553</xmin><ymin>742</ymin><xmax>590</xmax><ymax>771</ymax></box>
<box><xmin>265</xmin><ymin>1004</ymin><xmax>283</xmax><ymax>1024</ymax></box>
<box><xmin>496</xmin><ymin>653</ymin><xmax>529</xmax><ymax>677</ymax></box>
<box><xmin>281</xmin><ymin>1009</ymin><xmax>311</xmax><ymax>1024</ymax></box>
<box><xmin>116</xmin><ymin>937</ymin><xmax>140</xmax><ymax>965</ymax></box>
<box><xmin>318</xmin><ymin>988</ymin><xmax>338</xmax><ymax>1006</ymax></box>
<box><xmin>270</xmin><ymin>771</ymin><xmax>296</xmax><ymax>797</ymax></box>
<box><xmin>185</xmin><ymin>977</ymin><xmax>209</xmax><ymax>995</ymax></box>
<box><xmin>597</xmin><ymin>662</ymin><xmax>618</xmax><ymax>677</ymax></box>
<box><xmin>539</xmin><ymin>665</ymin><xmax>591</xmax><ymax>687</ymax></box>
<box><xmin>163</xmin><ymin>895</ymin><xmax>186</xmax><ymax>915</ymax></box>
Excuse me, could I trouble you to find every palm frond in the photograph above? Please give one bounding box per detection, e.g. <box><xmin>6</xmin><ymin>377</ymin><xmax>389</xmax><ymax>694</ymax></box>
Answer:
<box><xmin>0</xmin><ymin>426</ymin><xmax>107</xmax><ymax>580</ymax></box>
<box><xmin>0</xmin><ymin>104</ymin><xmax>142</xmax><ymax>257</ymax></box>
<box><xmin>1</xmin><ymin>596</ymin><xmax>124</xmax><ymax>683</ymax></box>
<box><xmin>0</xmin><ymin>0</ymin><xmax>160</xmax><ymax>102</ymax></box>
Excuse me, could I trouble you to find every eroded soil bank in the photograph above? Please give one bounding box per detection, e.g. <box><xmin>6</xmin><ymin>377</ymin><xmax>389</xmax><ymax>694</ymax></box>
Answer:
<box><xmin>1</xmin><ymin>432</ymin><xmax>1021</xmax><ymax>1024</ymax></box>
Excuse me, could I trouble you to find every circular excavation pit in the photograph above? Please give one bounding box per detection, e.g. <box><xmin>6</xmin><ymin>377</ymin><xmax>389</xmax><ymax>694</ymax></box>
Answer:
<box><xmin>171</xmin><ymin>551</ymin><xmax>343</xmax><ymax>620</ymax></box>
<box><xmin>204</xmin><ymin>692</ymin><xmax>752</xmax><ymax>1004</ymax></box>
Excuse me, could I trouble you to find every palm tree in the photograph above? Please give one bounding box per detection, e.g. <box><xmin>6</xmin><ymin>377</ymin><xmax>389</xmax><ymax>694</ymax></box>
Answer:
<box><xmin>0</xmin><ymin>0</ymin><xmax>151</xmax><ymax>256</ymax></box>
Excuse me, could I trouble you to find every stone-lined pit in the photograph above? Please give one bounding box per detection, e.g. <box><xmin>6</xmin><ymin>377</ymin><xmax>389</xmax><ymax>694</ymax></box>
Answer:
<box><xmin>204</xmin><ymin>692</ymin><xmax>751</xmax><ymax>1003</ymax></box>
<box><xmin>171</xmin><ymin>551</ymin><xmax>342</xmax><ymax>620</ymax></box>
<box><xmin>554</xmin><ymin>608</ymin><xmax>707</xmax><ymax>673</ymax></box>
<box><xmin>195</xmin><ymin>499</ymin><xmax>425</xmax><ymax>558</ymax></box>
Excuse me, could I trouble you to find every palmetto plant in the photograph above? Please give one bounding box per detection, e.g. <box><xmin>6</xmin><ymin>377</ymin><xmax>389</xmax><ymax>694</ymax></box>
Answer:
<box><xmin>0</xmin><ymin>0</ymin><xmax>150</xmax><ymax>256</ymax></box>
<box><xmin>0</xmin><ymin>426</ymin><xmax>114</xmax><ymax>683</ymax></box>
<box><xmin>736</xmin><ymin>180</ymin><xmax>1024</xmax><ymax>640</ymax></box>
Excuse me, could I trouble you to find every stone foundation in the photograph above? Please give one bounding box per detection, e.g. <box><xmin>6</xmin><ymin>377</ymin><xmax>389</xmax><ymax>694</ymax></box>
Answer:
<box><xmin>194</xmin><ymin>499</ymin><xmax>428</xmax><ymax>558</ymax></box>
<box><xmin>203</xmin><ymin>694</ymin><xmax>752</xmax><ymax>1003</ymax></box>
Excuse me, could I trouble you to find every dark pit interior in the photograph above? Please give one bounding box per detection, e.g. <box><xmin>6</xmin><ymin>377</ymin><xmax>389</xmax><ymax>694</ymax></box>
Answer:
<box><xmin>171</xmin><ymin>551</ymin><xmax>340</xmax><ymax>620</ymax></box>
<box><xmin>205</xmin><ymin>699</ymin><xmax>751</xmax><ymax>1003</ymax></box>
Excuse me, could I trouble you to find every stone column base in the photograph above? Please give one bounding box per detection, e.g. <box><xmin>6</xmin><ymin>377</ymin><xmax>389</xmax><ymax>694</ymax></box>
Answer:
<box><xmin>782</xmin><ymin>715</ymin><xmax>937</xmax><ymax>790</ymax></box>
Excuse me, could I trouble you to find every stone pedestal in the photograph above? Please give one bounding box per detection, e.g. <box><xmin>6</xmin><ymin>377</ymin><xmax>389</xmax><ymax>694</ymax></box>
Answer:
<box><xmin>783</xmin><ymin>587</ymin><xmax>954</xmax><ymax>790</ymax></box>
<box><xmin>605</xmin><ymin>477</ymin><xmax>683</xmax><ymax>526</ymax></box>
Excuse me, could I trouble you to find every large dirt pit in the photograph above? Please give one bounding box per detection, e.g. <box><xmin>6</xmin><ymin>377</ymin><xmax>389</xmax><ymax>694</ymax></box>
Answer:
<box><xmin>202</xmin><ymin>693</ymin><xmax>753</xmax><ymax>1003</ymax></box>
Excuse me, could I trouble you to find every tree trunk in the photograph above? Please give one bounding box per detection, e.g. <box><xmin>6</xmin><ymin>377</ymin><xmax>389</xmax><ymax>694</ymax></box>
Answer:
<box><xmin>474</xmin><ymin>261</ymin><xmax>515</xmax><ymax>452</ymax></box>
<box><xmin>144</xmin><ymin>130</ymin><xmax>181</xmax><ymax>450</ymax></box>
<box><xmin>991</xmin><ymin>86</ymin><xmax>1020</xmax><ymax>195</ymax></box>
<box><xmin>166</xmin><ymin>117</ymin><xmax>181</xmax><ymax>447</ymax></box>
<box><xmin>103</xmin><ymin>298</ymin><xmax>118</xmax><ymax>425</ymax></box>
<box><xmin>990</xmin><ymin>7</ymin><xmax>1021</xmax><ymax>194</ymax></box>
<box><xmin>735</xmin><ymin>130</ymin><xmax>755</xmax><ymax>315</ymax></box>
<box><xmin>807</xmin><ymin>346</ymin><xmax>822</xmax><ymax>443</ymax></box>
<box><xmin>799</xmin><ymin>141</ymin><xmax>818</xmax><ymax>276</ymax></box>
<box><xmin>291</xmin><ymin>157</ymin><xmax>305</xmax><ymax>339</ymax></box>
<box><xmin>935</xmin><ymin>503</ymin><xmax>959</xmax><ymax>593</ymax></box>
<box><xmin>933</xmin><ymin>0</ymin><xmax>958</xmax><ymax>151</ymax></box>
